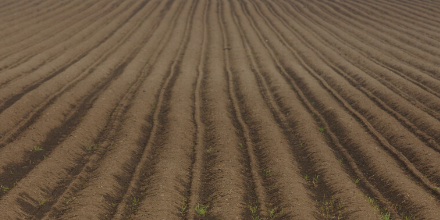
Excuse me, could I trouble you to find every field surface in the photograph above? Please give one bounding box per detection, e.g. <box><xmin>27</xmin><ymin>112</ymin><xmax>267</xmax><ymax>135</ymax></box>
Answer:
<box><xmin>1</xmin><ymin>0</ymin><xmax>440</xmax><ymax>219</ymax></box>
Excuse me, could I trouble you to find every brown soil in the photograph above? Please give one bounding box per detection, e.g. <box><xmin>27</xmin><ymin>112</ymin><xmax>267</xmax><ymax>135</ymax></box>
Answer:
<box><xmin>1</xmin><ymin>0</ymin><xmax>440</xmax><ymax>219</ymax></box>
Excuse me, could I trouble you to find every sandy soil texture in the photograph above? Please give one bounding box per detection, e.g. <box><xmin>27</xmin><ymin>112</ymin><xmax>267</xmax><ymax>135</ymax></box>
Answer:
<box><xmin>1</xmin><ymin>0</ymin><xmax>440</xmax><ymax>219</ymax></box>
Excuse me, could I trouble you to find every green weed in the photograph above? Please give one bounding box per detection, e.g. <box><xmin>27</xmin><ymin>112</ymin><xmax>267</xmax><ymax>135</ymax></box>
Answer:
<box><xmin>31</xmin><ymin>146</ymin><xmax>43</xmax><ymax>152</ymax></box>
<box><xmin>194</xmin><ymin>203</ymin><xmax>208</xmax><ymax>215</ymax></box>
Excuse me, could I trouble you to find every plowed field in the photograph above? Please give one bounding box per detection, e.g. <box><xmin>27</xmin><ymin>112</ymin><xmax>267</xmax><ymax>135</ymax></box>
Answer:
<box><xmin>1</xmin><ymin>0</ymin><xmax>440</xmax><ymax>219</ymax></box>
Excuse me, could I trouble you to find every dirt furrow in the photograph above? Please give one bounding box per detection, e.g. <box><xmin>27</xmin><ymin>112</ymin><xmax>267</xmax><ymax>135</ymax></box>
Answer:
<box><xmin>179</xmin><ymin>2</ymin><xmax>259</xmax><ymax>219</ymax></box>
<box><xmin>289</xmin><ymin>0</ymin><xmax>440</xmax><ymax>107</ymax></box>
<box><xmin>0</xmin><ymin>0</ymin><xmax>73</xmax><ymax>38</ymax></box>
<box><xmin>0</xmin><ymin>0</ymin><xmax>120</xmax><ymax>73</ymax></box>
<box><xmin>0</xmin><ymin>0</ymin><xmax>175</xmax><ymax>218</ymax></box>
<box><xmin>119</xmin><ymin>1</ymin><xmax>201</xmax><ymax>219</ymax></box>
<box><xmin>348</xmin><ymin>0</ymin><xmax>440</xmax><ymax>42</ymax></box>
<box><xmin>219</xmin><ymin>1</ymin><xmax>277</xmax><ymax>219</ymax></box>
<box><xmin>273</xmin><ymin>0</ymin><xmax>440</xmax><ymax>144</ymax></box>
<box><xmin>0</xmin><ymin>1</ymin><xmax>131</xmax><ymax>76</ymax></box>
<box><xmin>239</xmin><ymin>0</ymin><xmax>387</xmax><ymax>219</ymax></box>
<box><xmin>39</xmin><ymin>1</ymin><xmax>186</xmax><ymax>219</ymax></box>
<box><xmin>263</xmin><ymin>0</ymin><xmax>440</xmax><ymax>218</ymax></box>
<box><xmin>392</xmin><ymin>0</ymin><xmax>440</xmax><ymax>13</ymax></box>
<box><xmin>279</xmin><ymin>0</ymin><xmax>440</xmax><ymax>190</ymax></box>
<box><xmin>185</xmin><ymin>1</ymin><xmax>209</xmax><ymax>219</ymax></box>
<box><xmin>0</xmin><ymin>0</ymin><xmax>156</xmax><ymax>143</ymax></box>
<box><xmin>352</xmin><ymin>0</ymin><xmax>440</xmax><ymax>39</ymax></box>
<box><xmin>0</xmin><ymin>0</ymin><xmax>26</xmax><ymax>14</ymax></box>
<box><xmin>0</xmin><ymin>0</ymin><xmax>89</xmax><ymax>50</ymax></box>
<box><xmin>0</xmin><ymin>0</ymin><xmax>47</xmax><ymax>21</ymax></box>
<box><xmin>310</xmin><ymin>0</ymin><xmax>440</xmax><ymax>73</ymax></box>
<box><xmin>334</xmin><ymin>0</ymin><xmax>440</xmax><ymax>55</ymax></box>
<box><xmin>0</xmin><ymin>0</ymin><xmax>161</xmax><ymax>192</ymax></box>
<box><xmin>368</xmin><ymin>0</ymin><xmax>440</xmax><ymax>25</ymax></box>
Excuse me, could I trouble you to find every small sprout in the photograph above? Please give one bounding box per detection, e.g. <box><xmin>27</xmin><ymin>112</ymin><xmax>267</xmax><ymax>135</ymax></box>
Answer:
<box><xmin>300</xmin><ymin>143</ymin><xmax>304</xmax><ymax>146</ymax></box>
<box><xmin>239</xmin><ymin>143</ymin><xmax>244</xmax><ymax>148</ymax></box>
<box><xmin>31</xmin><ymin>146</ymin><xmax>43</xmax><ymax>152</ymax></box>
<box><xmin>355</xmin><ymin>178</ymin><xmax>360</xmax><ymax>184</ymax></box>
<box><xmin>85</xmin><ymin>144</ymin><xmax>100</xmax><ymax>151</ymax></box>
<box><xmin>1</xmin><ymin>185</ymin><xmax>10</xmax><ymax>192</ymax></box>
<box><xmin>337</xmin><ymin>158</ymin><xmax>343</xmax><ymax>163</ymax></box>
<box><xmin>249</xmin><ymin>205</ymin><xmax>258</xmax><ymax>214</ymax></box>
<box><xmin>111</xmin><ymin>203</ymin><xmax>117</xmax><ymax>207</ymax></box>
<box><xmin>381</xmin><ymin>212</ymin><xmax>391</xmax><ymax>220</ymax></box>
<box><xmin>194</xmin><ymin>204</ymin><xmax>208</xmax><ymax>215</ymax></box>
<box><xmin>313</xmin><ymin>175</ymin><xmax>319</xmax><ymax>187</ymax></box>
<box><xmin>311</xmin><ymin>101</ymin><xmax>315</xmax><ymax>105</ymax></box>
<box><xmin>433</xmin><ymin>187</ymin><xmax>439</xmax><ymax>190</ymax></box>
<box><xmin>206</xmin><ymin>147</ymin><xmax>212</xmax><ymax>153</ymax></box>
<box><xmin>38</xmin><ymin>199</ymin><xmax>46</xmax><ymax>206</ymax></box>
<box><xmin>263</xmin><ymin>169</ymin><xmax>272</xmax><ymax>177</ymax></box>
<box><xmin>319</xmin><ymin>127</ymin><xmax>324</xmax><ymax>133</ymax></box>
<box><xmin>304</xmin><ymin>174</ymin><xmax>309</xmax><ymax>180</ymax></box>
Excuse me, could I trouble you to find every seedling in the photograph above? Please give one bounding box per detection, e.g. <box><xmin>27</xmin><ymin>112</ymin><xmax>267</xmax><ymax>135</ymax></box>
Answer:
<box><xmin>263</xmin><ymin>169</ymin><xmax>272</xmax><ymax>177</ymax></box>
<box><xmin>252</xmin><ymin>216</ymin><xmax>262</xmax><ymax>220</ymax></box>
<box><xmin>249</xmin><ymin>205</ymin><xmax>258</xmax><ymax>214</ymax></box>
<box><xmin>180</xmin><ymin>198</ymin><xmax>188</xmax><ymax>214</ymax></box>
<box><xmin>111</xmin><ymin>203</ymin><xmax>117</xmax><ymax>207</ymax></box>
<box><xmin>337</xmin><ymin>158</ymin><xmax>343</xmax><ymax>163</ymax></box>
<box><xmin>313</xmin><ymin>175</ymin><xmax>319</xmax><ymax>187</ymax></box>
<box><xmin>318</xmin><ymin>196</ymin><xmax>344</xmax><ymax>220</ymax></box>
<box><xmin>304</xmin><ymin>174</ymin><xmax>309</xmax><ymax>180</ymax></box>
<box><xmin>206</xmin><ymin>147</ymin><xmax>212</xmax><ymax>153</ymax></box>
<box><xmin>31</xmin><ymin>146</ymin><xmax>43</xmax><ymax>152</ymax></box>
<box><xmin>355</xmin><ymin>178</ymin><xmax>360</xmax><ymax>184</ymax></box>
<box><xmin>194</xmin><ymin>204</ymin><xmax>208</xmax><ymax>215</ymax></box>
<box><xmin>268</xmin><ymin>207</ymin><xmax>282</xmax><ymax>219</ymax></box>
<box><xmin>85</xmin><ymin>144</ymin><xmax>100</xmax><ymax>151</ymax></box>
<box><xmin>1</xmin><ymin>185</ymin><xmax>10</xmax><ymax>192</ymax></box>
<box><xmin>38</xmin><ymin>199</ymin><xmax>46</xmax><ymax>206</ymax></box>
<box><xmin>239</xmin><ymin>143</ymin><xmax>244</xmax><ymax>149</ymax></box>
<box><xmin>319</xmin><ymin>127</ymin><xmax>325</xmax><ymax>133</ymax></box>
<box><xmin>380</xmin><ymin>212</ymin><xmax>391</xmax><ymax>220</ymax></box>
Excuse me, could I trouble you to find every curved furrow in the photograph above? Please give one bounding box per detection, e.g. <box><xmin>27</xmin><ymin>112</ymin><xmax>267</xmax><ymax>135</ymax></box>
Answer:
<box><xmin>262</xmin><ymin>0</ymin><xmax>440</xmax><ymax>218</ymax></box>
<box><xmin>38</xmin><ymin>1</ymin><xmax>186</xmax><ymax>219</ymax></box>
<box><xmin>273</xmin><ymin>0</ymin><xmax>440</xmax><ymax>191</ymax></box>
<box><xmin>283</xmin><ymin>0</ymin><xmax>440</xmax><ymax>195</ymax></box>
<box><xmin>289</xmin><ymin>0</ymin><xmax>440</xmax><ymax>144</ymax></box>
<box><xmin>0</xmin><ymin>0</ymin><xmax>74</xmax><ymax>41</ymax></box>
<box><xmin>0</xmin><ymin>0</ymin><xmax>174</xmax><ymax>219</ymax></box>
<box><xmin>0</xmin><ymin>0</ymin><xmax>85</xmax><ymax>48</ymax></box>
<box><xmin>340</xmin><ymin>2</ymin><xmax>439</xmax><ymax>45</ymax></box>
<box><xmin>332</xmin><ymin>0</ymin><xmax>440</xmax><ymax>60</ymax></box>
<box><xmin>0</xmin><ymin>0</ymin><xmax>155</xmax><ymax>144</ymax></box>
<box><xmin>395</xmin><ymin>0</ymin><xmax>440</xmax><ymax>13</ymax></box>
<box><xmin>310</xmin><ymin>0</ymin><xmax>440</xmax><ymax>72</ymax></box>
<box><xmin>0</xmin><ymin>0</ymin><xmax>131</xmax><ymax>77</ymax></box>
<box><xmin>0</xmin><ymin>0</ymin><xmax>46</xmax><ymax>20</ymax></box>
<box><xmin>0</xmin><ymin>0</ymin><xmax>25</xmax><ymax>14</ymax></box>
<box><xmin>289</xmin><ymin>0</ymin><xmax>440</xmax><ymax>106</ymax></box>
<box><xmin>276</xmin><ymin>0</ymin><xmax>440</xmax><ymax>133</ymax></box>
<box><xmin>238</xmin><ymin>0</ymin><xmax>388</xmax><ymax>219</ymax></box>
<box><xmin>351</xmin><ymin>0</ymin><xmax>440</xmax><ymax>38</ymax></box>
<box><xmin>0</xmin><ymin>0</ymin><xmax>114</xmax><ymax>70</ymax></box>
<box><xmin>0</xmin><ymin>0</ymin><xmax>161</xmax><ymax>192</ymax></box>
<box><xmin>289</xmin><ymin>1</ymin><xmax>440</xmax><ymax>133</ymax></box>
<box><xmin>346</xmin><ymin>0</ymin><xmax>440</xmax><ymax>43</ymax></box>
<box><xmin>368</xmin><ymin>0</ymin><xmax>440</xmax><ymax>24</ymax></box>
